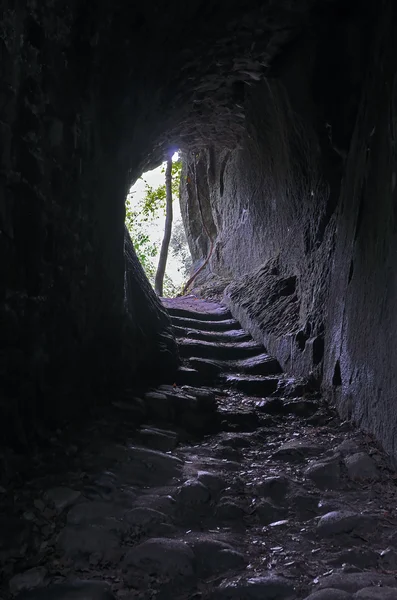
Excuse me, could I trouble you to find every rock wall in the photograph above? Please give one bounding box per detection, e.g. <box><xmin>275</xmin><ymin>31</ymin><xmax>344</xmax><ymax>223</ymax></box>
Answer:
<box><xmin>324</xmin><ymin>2</ymin><xmax>397</xmax><ymax>454</ymax></box>
<box><xmin>0</xmin><ymin>4</ymin><xmax>178</xmax><ymax>445</ymax></box>
<box><xmin>181</xmin><ymin>2</ymin><xmax>397</xmax><ymax>458</ymax></box>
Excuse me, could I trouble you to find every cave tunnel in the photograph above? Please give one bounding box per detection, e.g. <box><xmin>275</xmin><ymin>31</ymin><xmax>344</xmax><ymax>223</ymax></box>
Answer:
<box><xmin>1</xmin><ymin>0</ymin><xmax>397</xmax><ymax>596</ymax></box>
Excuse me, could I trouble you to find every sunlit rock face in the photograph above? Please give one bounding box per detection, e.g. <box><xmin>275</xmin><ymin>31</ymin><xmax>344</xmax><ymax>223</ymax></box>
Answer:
<box><xmin>181</xmin><ymin>3</ymin><xmax>397</xmax><ymax>458</ymax></box>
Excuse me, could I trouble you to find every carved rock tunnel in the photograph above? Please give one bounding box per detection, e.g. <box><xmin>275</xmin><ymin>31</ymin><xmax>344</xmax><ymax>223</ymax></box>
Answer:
<box><xmin>1</xmin><ymin>0</ymin><xmax>397</xmax><ymax>467</ymax></box>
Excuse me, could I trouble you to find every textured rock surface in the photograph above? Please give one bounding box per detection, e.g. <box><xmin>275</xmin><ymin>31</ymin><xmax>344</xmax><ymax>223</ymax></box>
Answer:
<box><xmin>179</xmin><ymin>2</ymin><xmax>397</xmax><ymax>461</ymax></box>
<box><xmin>1</xmin><ymin>298</ymin><xmax>397</xmax><ymax>600</ymax></box>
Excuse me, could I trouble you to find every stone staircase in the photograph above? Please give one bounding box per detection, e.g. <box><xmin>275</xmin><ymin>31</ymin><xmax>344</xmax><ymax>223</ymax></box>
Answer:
<box><xmin>171</xmin><ymin>304</ymin><xmax>281</xmax><ymax>383</ymax></box>
<box><xmin>169</xmin><ymin>301</ymin><xmax>310</xmax><ymax>417</ymax></box>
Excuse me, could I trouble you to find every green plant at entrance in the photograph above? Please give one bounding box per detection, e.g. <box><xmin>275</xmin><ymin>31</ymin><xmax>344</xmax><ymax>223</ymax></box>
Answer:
<box><xmin>125</xmin><ymin>157</ymin><xmax>186</xmax><ymax>297</ymax></box>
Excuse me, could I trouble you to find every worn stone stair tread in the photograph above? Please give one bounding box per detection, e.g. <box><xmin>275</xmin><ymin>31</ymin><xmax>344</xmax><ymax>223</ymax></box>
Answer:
<box><xmin>157</xmin><ymin>383</ymin><xmax>225</xmax><ymax>397</ymax></box>
<box><xmin>171</xmin><ymin>316</ymin><xmax>241</xmax><ymax>332</ymax></box>
<box><xmin>219</xmin><ymin>409</ymin><xmax>261</xmax><ymax>431</ymax></box>
<box><xmin>154</xmin><ymin>385</ymin><xmax>217</xmax><ymax>409</ymax></box>
<box><xmin>178</xmin><ymin>338</ymin><xmax>264</xmax><ymax>360</ymax></box>
<box><xmin>187</xmin><ymin>354</ymin><xmax>282</xmax><ymax>379</ymax></box>
<box><xmin>174</xmin><ymin>366</ymin><xmax>202</xmax><ymax>386</ymax></box>
<box><xmin>166</xmin><ymin>306</ymin><xmax>232</xmax><ymax>321</ymax></box>
<box><xmin>232</xmin><ymin>353</ymin><xmax>282</xmax><ymax>375</ymax></box>
<box><xmin>172</xmin><ymin>326</ymin><xmax>251</xmax><ymax>343</ymax></box>
<box><xmin>223</xmin><ymin>374</ymin><xmax>280</xmax><ymax>396</ymax></box>
<box><xmin>187</xmin><ymin>357</ymin><xmax>225</xmax><ymax>380</ymax></box>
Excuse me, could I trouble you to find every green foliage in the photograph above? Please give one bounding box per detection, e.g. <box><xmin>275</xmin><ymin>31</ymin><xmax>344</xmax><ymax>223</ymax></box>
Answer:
<box><xmin>125</xmin><ymin>158</ymin><xmax>185</xmax><ymax>297</ymax></box>
<box><xmin>140</xmin><ymin>159</ymin><xmax>182</xmax><ymax>216</ymax></box>
<box><xmin>170</xmin><ymin>220</ymin><xmax>192</xmax><ymax>279</ymax></box>
<box><xmin>125</xmin><ymin>198</ymin><xmax>157</xmax><ymax>279</ymax></box>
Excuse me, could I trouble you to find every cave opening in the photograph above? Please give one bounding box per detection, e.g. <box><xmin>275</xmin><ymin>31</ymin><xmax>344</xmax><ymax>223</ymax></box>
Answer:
<box><xmin>125</xmin><ymin>151</ymin><xmax>192</xmax><ymax>298</ymax></box>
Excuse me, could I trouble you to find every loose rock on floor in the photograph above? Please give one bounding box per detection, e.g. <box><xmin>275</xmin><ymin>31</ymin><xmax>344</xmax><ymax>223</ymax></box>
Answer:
<box><xmin>1</xmin><ymin>296</ymin><xmax>397</xmax><ymax>600</ymax></box>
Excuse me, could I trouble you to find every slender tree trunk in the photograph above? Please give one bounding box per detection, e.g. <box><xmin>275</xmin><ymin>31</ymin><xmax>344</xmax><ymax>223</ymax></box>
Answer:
<box><xmin>155</xmin><ymin>157</ymin><xmax>173</xmax><ymax>296</ymax></box>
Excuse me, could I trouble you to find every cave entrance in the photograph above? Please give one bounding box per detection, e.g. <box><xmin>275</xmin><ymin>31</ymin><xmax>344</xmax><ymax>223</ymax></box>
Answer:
<box><xmin>125</xmin><ymin>151</ymin><xmax>192</xmax><ymax>298</ymax></box>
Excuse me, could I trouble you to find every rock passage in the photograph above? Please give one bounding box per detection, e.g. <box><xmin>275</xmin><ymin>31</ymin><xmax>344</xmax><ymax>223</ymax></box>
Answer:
<box><xmin>2</xmin><ymin>296</ymin><xmax>397</xmax><ymax>600</ymax></box>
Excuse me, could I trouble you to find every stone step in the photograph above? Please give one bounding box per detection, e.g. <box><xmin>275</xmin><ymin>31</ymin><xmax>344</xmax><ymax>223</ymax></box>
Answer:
<box><xmin>166</xmin><ymin>306</ymin><xmax>232</xmax><ymax>321</ymax></box>
<box><xmin>174</xmin><ymin>366</ymin><xmax>202</xmax><ymax>386</ymax></box>
<box><xmin>187</xmin><ymin>354</ymin><xmax>282</xmax><ymax>381</ymax></box>
<box><xmin>143</xmin><ymin>386</ymin><xmax>220</xmax><ymax>434</ymax></box>
<box><xmin>172</xmin><ymin>325</ymin><xmax>251</xmax><ymax>344</ymax></box>
<box><xmin>155</xmin><ymin>384</ymin><xmax>217</xmax><ymax>413</ymax></box>
<box><xmin>171</xmin><ymin>316</ymin><xmax>240</xmax><ymax>332</ymax></box>
<box><xmin>219</xmin><ymin>409</ymin><xmax>261</xmax><ymax>432</ymax></box>
<box><xmin>178</xmin><ymin>338</ymin><xmax>264</xmax><ymax>361</ymax></box>
<box><xmin>232</xmin><ymin>354</ymin><xmax>282</xmax><ymax>376</ymax></box>
<box><xmin>187</xmin><ymin>358</ymin><xmax>224</xmax><ymax>382</ymax></box>
<box><xmin>222</xmin><ymin>374</ymin><xmax>280</xmax><ymax>396</ymax></box>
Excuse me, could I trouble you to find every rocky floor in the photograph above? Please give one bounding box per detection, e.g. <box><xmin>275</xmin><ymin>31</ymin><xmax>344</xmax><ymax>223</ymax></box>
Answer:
<box><xmin>2</xmin><ymin>296</ymin><xmax>397</xmax><ymax>600</ymax></box>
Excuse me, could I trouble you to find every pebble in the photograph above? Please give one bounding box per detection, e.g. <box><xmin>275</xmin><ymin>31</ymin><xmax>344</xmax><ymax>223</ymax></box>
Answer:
<box><xmin>216</xmin><ymin>499</ymin><xmax>245</xmax><ymax>520</ymax></box>
<box><xmin>123</xmin><ymin>537</ymin><xmax>195</xmax><ymax>577</ymax></box>
<box><xmin>178</xmin><ymin>479</ymin><xmax>211</xmax><ymax>505</ymax></box>
<box><xmin>197</xmin><ymin>470</ymin><xmax>227</xmax><ymax>492</ymax></box>
<box><xmin>209</xmin><ymin>574</ymin><xmax>295</xmax><ymax>599</ymax></box>
<box><xmin>124</xmin><ymin>446</ymin><xmax>183</xmax><ymax>486</ymax></box>
<box><xmin>188</xmin><ymin>536</ymin><xmax>246</xmax><ymax>576</ymax></box>
<box><xmin>9</xmin><ymin>567</ymin><xmax>47</xmax><ymax>594</ymax></box>
<box><xmin>305</xmin><ymin>459</ymin><xmax>341</xmax><ymax>490</ymax></box>
<box><xmin>255</xmin><ymin>499</ymin><xmax>287</xmax><ymax>525</ymax></box>
<box><xmin>83</xmin><ymin>472</ymin><xmax>117</xmax><ymax>500</ymax></box>
<box><xmin>272</xmin><ymin>439</ymin><xmax>323</xmax><ymax>462</ymax></box>
<box><xmin>125</xmin><ymin>507</ymin><xmax>172</xmax><ymax>536</ymax></box>
<box><xmin>316</xmin><ymin>511</ymin><xmax>375</xmax><ymax>537</ymax></box>
<box><xmin>344</xmin><ymin>452</ymin><xmax>380</xmax><ymax>482</ymax></box>
<box><xmin>257</xmin><ymin>476</ymin><xmax>290</xmax><ymax>502</ymax></box>
<box><xmin>133</xmin><ymin>494</ymin><xmax>176</xmax><ymax>515</ymax></box>
<box><xmin>316</xmin><ymin>572</ymin><xmax>397</xmax><ymax>593</ymax></box>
